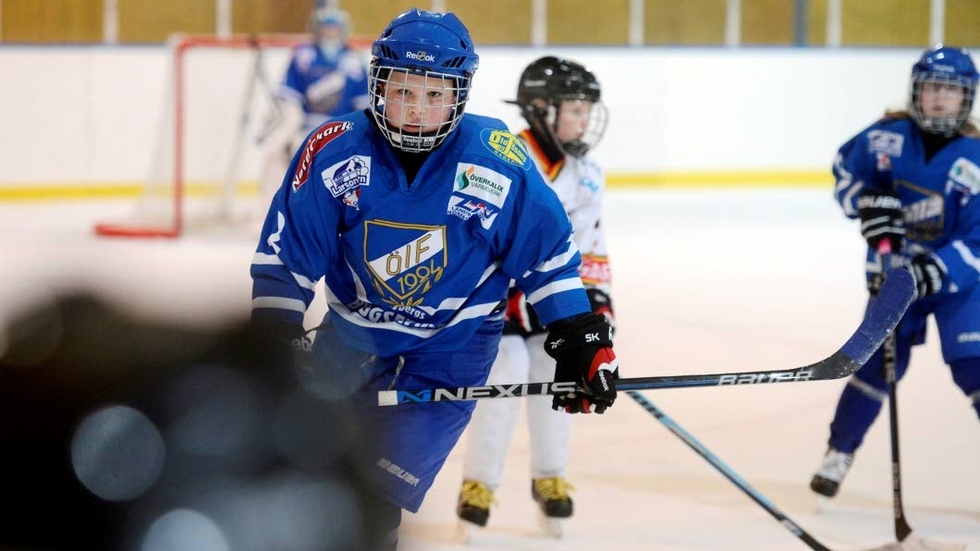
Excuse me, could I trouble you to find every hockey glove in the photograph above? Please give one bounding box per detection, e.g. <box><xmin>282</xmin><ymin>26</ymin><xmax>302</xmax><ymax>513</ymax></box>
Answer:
<box><xmin>586</xmin><ymin>288</ymin><xmax>615</xmax><ymax>333</ymax></box>
<box><xmin>909</xmin><ymin>254</ymin><xmax>945</xmax><ymax>299</ymax></box>
<box><xmin>545</xmin><ymin>313</ymin><xmax>619</xmax><ymax>414</ymax></box>
<box><xmin>505</xmin><ymin>288</ymin><xmax>543</xmax><ymax>334</ymax></box>
<box><xmin>856</xmin><ymin>190</ymin><xmax>905</xmax><ymax>252</ymax></box>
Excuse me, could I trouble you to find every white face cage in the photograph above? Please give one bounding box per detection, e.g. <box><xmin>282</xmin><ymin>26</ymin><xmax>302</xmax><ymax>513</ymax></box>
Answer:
<box><xmin>909</xmin><ymin>74</ymin><xmax>977</xmax><ymax>136</ymax></box>
<box><xmin>369</xmin><ymin>65</ymin><xmax>469</xmax><ymax>153</ymax></box>
<box><xmin>548</xmin><ymin>99</ymin><xmax>609</xmax><ymax>158</ymax></box>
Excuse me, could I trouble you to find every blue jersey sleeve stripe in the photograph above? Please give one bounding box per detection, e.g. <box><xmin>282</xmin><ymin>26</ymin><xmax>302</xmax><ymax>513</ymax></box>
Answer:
<box><xmin>252</xmin><ymin>252</ymin><xmax>283</xmax><ymax>265</ymax></box>
<box><xmin>526</xmin><ymin>276</ymin><xmax>585</xmax><ymax>305</ymax></box>
<box><xmin>527</xmin><ymin>238</ymin><xmax>580</xmax><ymax>276</ymax></box>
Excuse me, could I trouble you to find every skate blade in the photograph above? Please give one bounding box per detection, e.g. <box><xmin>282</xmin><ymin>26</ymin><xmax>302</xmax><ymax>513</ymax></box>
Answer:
<box><xmin>536</xmin><ymin>511</ymin><xmax>565</xmax><ymax>539</ymax></box>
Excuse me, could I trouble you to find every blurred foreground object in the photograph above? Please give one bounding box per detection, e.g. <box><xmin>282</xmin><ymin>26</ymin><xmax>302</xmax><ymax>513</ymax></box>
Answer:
<box><xmin>0</xmin><ymin>293</ymin><xmax>387</xmax><ymax>551</ymax></box>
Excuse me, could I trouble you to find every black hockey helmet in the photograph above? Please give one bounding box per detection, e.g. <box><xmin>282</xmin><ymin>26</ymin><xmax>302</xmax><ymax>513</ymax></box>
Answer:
<box><xmin>509</xmin><ymin>56</ymin><xmax>607</xmax><ymax>158</ymax></box>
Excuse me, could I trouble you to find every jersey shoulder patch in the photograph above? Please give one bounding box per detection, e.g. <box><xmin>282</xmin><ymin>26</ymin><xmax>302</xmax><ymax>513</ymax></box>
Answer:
<box><xmin>479</xmin><ymin>128</ymin><xmax>532</xmax><ymax>170</ymax></box>
<box><xmin>290</xmin><ymin>120</ymin><xmax>354</xmax><ymax>192</ymax></box>
<box><xmin>950</xmin><ymin>157</ymin><xmax>980</xmax><ymax>196</ymax></box>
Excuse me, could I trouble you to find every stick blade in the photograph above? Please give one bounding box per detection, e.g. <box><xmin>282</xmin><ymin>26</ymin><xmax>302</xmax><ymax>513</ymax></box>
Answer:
<box><xmin>859</xmin><ymin>535</ymin><xmax>967</xmax><ymax>551</ymax></box>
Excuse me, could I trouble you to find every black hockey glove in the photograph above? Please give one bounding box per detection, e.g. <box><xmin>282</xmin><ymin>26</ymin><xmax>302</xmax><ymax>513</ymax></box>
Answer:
<box><xmin>909</xmin><ymin>254</ymin><xmax>945</xmax><ymax>299</ymax></box>
<box><xmin>545</xmin><ymin>313</ymin><xmax>619</xmax><ymax>414</ymax></box>
<box><xmin>857</xmin><ymin>190</ymin><xmax>905</xmax><ymax>252</ymax></box>
<box><xmin>586</xmin><ymin>288</ymin><xmax>615</xmax><ymax>333</ymax></box>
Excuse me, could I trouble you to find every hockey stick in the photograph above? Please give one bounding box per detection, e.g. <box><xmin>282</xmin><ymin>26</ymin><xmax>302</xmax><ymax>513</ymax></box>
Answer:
<box><xmin>376</xmin><ymin>269</ymin><xmax>915</xmax><ymax>406</ymax></box>
<box><xmin>877</xmin><ymin>245</ymin><xmax>965</xmax><ymax>551</ymax></box>
<box><xmin>628</xmin><ymin>390</ymin><xmax>904</xmax><ymax>551</ymax></box>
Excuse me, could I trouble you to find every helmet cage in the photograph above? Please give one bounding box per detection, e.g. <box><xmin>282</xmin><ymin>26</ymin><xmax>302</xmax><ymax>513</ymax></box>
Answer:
<box><xmin>909</xmin><ymin>73</ymin><xmax>976</xmax><ymax>136</ymax></box>
<box><xmin>368</xmin><ymin>9</ymin><xmax>479</xmax><ymax>152</ymax></box>
<box><xmin>369</xmin><ymin>64</ymin><xmax>470</xmax><ymax>153</ymax></box>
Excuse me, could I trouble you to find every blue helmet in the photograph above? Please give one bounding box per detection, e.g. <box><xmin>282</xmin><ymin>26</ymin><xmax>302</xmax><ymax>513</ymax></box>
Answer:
<box><xmin>908</xmin><ymin>45</ymin><xmax>978</xmax><ymax>135</ymax></box>
<box><xmin>368</xmin><ymin>9</ymin><xmax>480</xmax><ymax>152</ymax></box>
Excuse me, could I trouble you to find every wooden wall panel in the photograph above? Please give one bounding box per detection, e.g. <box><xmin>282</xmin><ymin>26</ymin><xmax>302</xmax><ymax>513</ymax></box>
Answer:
<box><xmin>340</xmin><ymin>0</ymin><xmax>420</xmax><ymax>41</ymax></box>
<box><xmin>232</xmin><ymin>0</ymin><xmax>312</xmax><ymax>35</ymax></box>
<box><xmin>447</xmin><ymin>0</ymin><xmax>531</xmax><ymax>45</ymax></box>
<box><xmin>548</xmin><ymin>0</ymin><xmax>630</xmax><ymax>45</ymax></box>
<box><xmin>2</xmin><ymin>0</ymin><xmax>102</xmax><ymax>43</ymax></box>
<box><xmin>841</xmin><ymin>0</ymin><xmax>929</xmax><ymax>47</ymax></box>
<box><xmin>117</xmin><ymin>0</ymin><xmax>216</xmax><ymax>43</ymax></box>
<box><xmin>806</xmin><ymin>0</ymin><xmax>828</xmax><ymax>46</ymax></box>
<box><xmin>945</xmin><ymin>0</ymin><xmax>980</xmax><ymax>47</ymax></box>
<box><xmin>646</xmin><ymin>0</ymin><xmax>725</xmax><ymax>45</ymax></box>
<box><xmin>741</xmin><ymin>0</ymin><xmax>794</xmax><ymax>45</ymax></box>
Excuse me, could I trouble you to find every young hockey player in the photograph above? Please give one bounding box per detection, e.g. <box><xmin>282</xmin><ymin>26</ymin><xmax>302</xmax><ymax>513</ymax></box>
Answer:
<box><xmin>250</xmin><ymin>10</ymin><xmax>620</xmax><ymax>549</ymax></box>
<box><xmin>259</xmin><ymin>6</ymin><xmax>369</xmax><ymax>201</ymax></box>
<box><xmin>457</xmin><ymin>56</ymin><xmax>612</xmax><ymax>539</ymax></box>
<box><xmin>811</xmin><ymin>44</ymin><xmax>980</xmax><ymax>498</ymax></box>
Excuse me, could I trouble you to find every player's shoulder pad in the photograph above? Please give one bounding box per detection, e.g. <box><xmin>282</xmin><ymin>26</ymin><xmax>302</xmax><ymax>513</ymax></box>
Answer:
<box><xmin>458</xmin><ymin>114</ymin><xmax>534</xmax><ymax>172</ymax></box>
<box><xmin>288</xmin><ymin>111</ymin><xmax>365</xmax><ymax>193</ymax></box>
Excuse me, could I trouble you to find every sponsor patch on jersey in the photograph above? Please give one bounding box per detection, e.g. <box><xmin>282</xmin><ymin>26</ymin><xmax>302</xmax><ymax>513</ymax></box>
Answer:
<box><xmin>447</xmin><ymin>195</ymin><xmax>499</xmax><ymax>230</ymax></box>
<box><xmin>321</xmin><ymin>155</ymin><xmax>370</xmax><ymax>209</ymax></box>
<box><xmin>454</xmin><ymin>164</ymin><xmax>511</xmax><ymax>208</ymax></box>
<box><xmin>866</xmin><ymin>130</ymin><xmax>904</xmax><ymax>157</ymax></box>
<box><xmin>291</xmin><ymin>120</ymin><xmax>354</xmax><ymax>192</ymax></box>
<box><xmin>579</xmin><ymin>254</ymin><xmax>611</xmax><ymax>285</ymax></box>
<box><xmin>364</xmin><ymin>220</ymin><xmax>446</xmax><ymax>307</ymax></box>
<box><xmin>480</xmin><ymin>129</ymin><xmax>531</xmax><ymax>169</ymax></box>
<box><xmin>950</xmin><ymin>157</ymin><xmax>980</xmax><ymax>196</ymax></box>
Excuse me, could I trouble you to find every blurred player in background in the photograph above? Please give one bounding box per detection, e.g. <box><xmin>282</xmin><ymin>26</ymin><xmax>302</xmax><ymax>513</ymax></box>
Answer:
<box><xmin>811</xmin><ymin>44</ymin><xmax>980</xmax><ymax>499</ymax></box>
<box><xmin>250</xmin><ymin>10</ymin><xmax>620</xmax><ymax>550</ymax></box>
<box><xmin>457</xmin><ymin>56</ymin><xmax>612</xmax><ymax>539</ymax></box>
<box><xmin>259</xmin><ymin>6</ymin><xmax>369</xmax><ymax>202</ymax></box>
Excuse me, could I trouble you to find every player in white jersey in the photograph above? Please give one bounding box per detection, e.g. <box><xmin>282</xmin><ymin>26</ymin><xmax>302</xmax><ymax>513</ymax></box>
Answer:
<box><xmin>259</xmin><ymin>6</ymin><xmax>369</xmax><ymax>201</ymax></box>
<box><xmin>457</xmin><ymin>56</ymin><xmax>612</xmax><ymax>539</ymax></box>
<box><xmin>251</xmin><ymin>12</ymin><xmax>620</xmax><ymax>550</ymax></box>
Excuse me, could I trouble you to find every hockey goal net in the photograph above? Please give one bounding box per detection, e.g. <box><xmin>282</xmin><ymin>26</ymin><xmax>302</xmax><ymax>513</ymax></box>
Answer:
<box><xmin>95</xmin><ymin>33</ymin><xmax>371</xmax><ymax>238</ymax></box>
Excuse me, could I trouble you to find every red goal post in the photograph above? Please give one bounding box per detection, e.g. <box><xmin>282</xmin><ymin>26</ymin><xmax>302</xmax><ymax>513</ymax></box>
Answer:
<box><xmin>94</xmin><ymin>32</ymin><xmax>372</xmax><ymax>238</ymax></box>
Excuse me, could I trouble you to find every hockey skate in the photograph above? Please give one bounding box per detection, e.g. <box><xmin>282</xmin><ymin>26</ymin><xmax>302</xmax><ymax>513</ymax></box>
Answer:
<box><xmin>455</xmin><ymin>480</ymin><xmax>495</xmax><ymax>543</ymax></box>
<box><xmin>809</xmin><ymin>447</ymin><xmax>854</xmax><ymax>498</ymax></box>
<box><xmin>531</xmin><ymin>477</ymin><xmax>574</xmax><ymax>538</ymax></box>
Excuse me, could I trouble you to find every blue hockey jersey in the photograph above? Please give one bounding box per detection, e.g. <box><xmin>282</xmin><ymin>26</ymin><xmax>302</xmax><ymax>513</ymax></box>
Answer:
<box><xmin>279</xmin><ymin>44</ymin><xmax>369</xmax><ymax>131</ymax></box>
<box><xmin>834</xmin><ymin>116</ymin><xmax>980</xmax><ymax>296</ymax></box>
<box><xmin>251</xmin><ymin>110</ymin><xmax>592</xmax><ymax>356</ymax></box>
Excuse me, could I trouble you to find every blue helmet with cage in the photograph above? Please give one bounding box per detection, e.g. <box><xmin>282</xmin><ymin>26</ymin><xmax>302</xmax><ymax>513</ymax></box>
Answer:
<box><xmin>908</xmin><ymin>45</ymin><xmax>978</xmax><ymax>136</ymax></box>
<box><xmin>368</xmin><ymin>9</ymin><xmax>480</xmax><ymax>152</ymax></box>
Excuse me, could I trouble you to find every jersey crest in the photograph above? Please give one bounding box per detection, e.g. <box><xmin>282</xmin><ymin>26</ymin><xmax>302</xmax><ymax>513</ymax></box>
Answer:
<box><xmin>364</xmin><ymin>220</ymin><xmax>447</xmax><ymax>307</ymax></box>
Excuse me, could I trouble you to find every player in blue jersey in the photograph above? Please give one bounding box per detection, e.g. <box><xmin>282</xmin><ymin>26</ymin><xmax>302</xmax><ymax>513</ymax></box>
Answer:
<box><xmin>811</xmin><ymin>45</ymin><xmax>980</xmax><ymax>498</ymax></box>
<box><xmin>259</xmin><ymin>6</ymin><xmax>369</xmax><ymax>200</ymax></box>
<box><xmin>457</xmin><ymin>56</ymin><xmax>612</xmax><ymax>540</ymax></box>
<box><xmin>250</xmin><ymin>9</ymin><xmax>620</xmax><ymax>548</ymax></box>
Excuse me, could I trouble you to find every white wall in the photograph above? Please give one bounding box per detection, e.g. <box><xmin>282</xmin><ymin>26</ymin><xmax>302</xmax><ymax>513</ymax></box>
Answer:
<box><xmin>0</xmin><ymin>45</ymin><xmax>922</xmax><ymax>190</ymax></box>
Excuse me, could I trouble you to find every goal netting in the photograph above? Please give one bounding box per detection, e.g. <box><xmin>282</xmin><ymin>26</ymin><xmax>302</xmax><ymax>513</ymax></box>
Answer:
<box><xmin>94</xmin><ymin>33</ymin><xmax>370</xmax><ymax>238</ymax></box>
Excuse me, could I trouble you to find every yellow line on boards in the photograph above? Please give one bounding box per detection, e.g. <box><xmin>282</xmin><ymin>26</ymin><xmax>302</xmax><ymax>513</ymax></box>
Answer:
<box><xmin>0</xmin><ymin>172</ymin><xmax>832</xmax><ymax>202</ymax></box>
